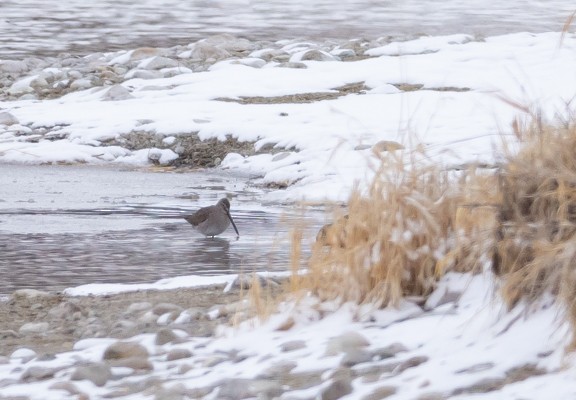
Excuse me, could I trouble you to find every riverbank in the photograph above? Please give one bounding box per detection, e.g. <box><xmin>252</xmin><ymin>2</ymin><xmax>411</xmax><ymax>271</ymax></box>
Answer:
<box><xmin>0</xmin><ymin>272</ymin><xmax>571</xmax><ymax>400</ymax></box>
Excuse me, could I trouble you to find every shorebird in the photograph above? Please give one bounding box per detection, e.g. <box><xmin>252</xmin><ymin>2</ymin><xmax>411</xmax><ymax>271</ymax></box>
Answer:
<box><xmin>184</xmin><ymin>198</ymin><xmax>240</xmax><ymax>238</ymax></box>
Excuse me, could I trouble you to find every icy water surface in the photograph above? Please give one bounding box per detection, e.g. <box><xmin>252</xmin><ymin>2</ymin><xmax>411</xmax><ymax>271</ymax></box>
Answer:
<box><xmin>0</xmin><ymin>164</ymin><xmax>322</xmax><ymax>295</ymax></box>
<box><xmin>1</xmin><ymin>0</ymin><xmax>574</xmax><ymax>59</ymax></box>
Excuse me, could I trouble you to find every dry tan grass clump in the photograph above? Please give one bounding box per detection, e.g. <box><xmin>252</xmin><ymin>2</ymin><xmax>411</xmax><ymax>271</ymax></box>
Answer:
<box><xmin>290</xmin><ymin>151</ymin><xmax>497</xmax><ymax>308</ymax></box>
<box><xmin>493</xmin><ymin>118</ymin><xmax>576</xmax><ymax>347</ymax></box>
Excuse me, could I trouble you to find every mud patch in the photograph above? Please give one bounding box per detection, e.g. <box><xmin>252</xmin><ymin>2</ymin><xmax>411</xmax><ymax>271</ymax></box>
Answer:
<box><xmin>215</xmin><ymin>81</ymin><xmax>368</xmax><ymax>105</ymax></box>
<box><xmin>391</xmin><ymin>83</ymin><xmax>470</xmax><ymax>92</ymax></box>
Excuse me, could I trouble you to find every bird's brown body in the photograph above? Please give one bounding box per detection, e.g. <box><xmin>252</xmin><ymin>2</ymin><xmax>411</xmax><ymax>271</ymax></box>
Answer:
<box><xmin>184</xmin><ymin>198</ymin><xmax>239</xmax><ymax>237</ymax></box>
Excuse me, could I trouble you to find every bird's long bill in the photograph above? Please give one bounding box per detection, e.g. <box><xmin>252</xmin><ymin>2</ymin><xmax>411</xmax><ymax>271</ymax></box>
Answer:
<box><xmin>226</xmin><ymin>210</ymin><xmax>240</xmax><ymax>237</ymax></box>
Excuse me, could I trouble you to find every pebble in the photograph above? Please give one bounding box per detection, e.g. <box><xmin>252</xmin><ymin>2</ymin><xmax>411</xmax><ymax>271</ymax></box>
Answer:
<box><xmin>166</xmin><ymin>348</ymin><xmax>192</xmax><ymax>361</ymax></box>
<box><xmin>217</xmin><ymin>378</ymin><xmax>283</xmax><ymax>400</ymax></box>
<box><xmin>139</xmin><ymin>310</ymin><xmax>158</xmax><ymax>325</ymax></box>
<box><xmin>21</xmin><ymin>366</ymin><xmax>58</xmax><ymax>381</ymax></box>
<box><xmin>291</xmin><ymin>49</ymin><xmax>338</xmax><ymax>62</ymax></box>
<box><xmin>331</xmin><ymin>48</ymin><xmax>356</xmax><ymax>59</ymax></box>
<box><xmin>103</xmin><ymin>341</ymin><xmax>149</xmax><ymax>360</ymax></box>
<box><xmin>234</xmin><ymin>58</ymin><xmax>266</xmax><ymax>68</ymax></box>
<box><xmin>71</xmin><ymin>363</ymin><xmax>112</xmax><ymax>387</ymax></box>
<box><xmin>201</xmin><ymin>354</ymin><xmax>229</xmax><ymax>368</ymax></box>
<box><xmin>205</xmin><ymin>34</ymin><xmax>256</xmax><ymax>52</ymax></box>
<box><xmin>126</xmin><ymin>69</ymin><xmax>163</xmax><ymax>80</ymax></box>
<box><xmin>361</xmin><ymin>385</ymin><xmax>397</xmax><ymax>400</ymax></box>
<box><xmin>257</xmin><ymin>360</ymin><xmax>298</xmax><ymax>379</ymax></box>
<box><xmin>157</xmin><ymin>311</ymin><xmax>181</xmax><ymax>325</ymax></box>
<box><xmin>69</xmin><ymin>78</ymin><xmax>94</xmax><ymax>90</ymax></box>
<box><xmin>371</xmin><ymin>343</ymin><xmax>408</xmax><ymax>360</ymax></box>
<box><xmin>18</xmin><ymin>322</ymin><xmax>49</xmax><ymax>336</ymax></box>
<box><xmin>102</xmin><ymin>84</ymin><xmax>134</xmax><ymax>101</ymax></box>
<box><xmin>276</xmin><ymin>62</ymin><xmax>308</xmax><ymax>69</ymax></box>
<box><xmin>155</xmin><ymin>328</ymin><xmax>178</xmax><ymax>345</ymax></box>
<box><xmin>126</xmin><ymin>302</ymin><xmax>153</xmax><ymax>314</ymax></box>
<box><xmin>130</xmin><ymin>47</ymin><xmax>166</xmax><ymax>62</ymax></box>
<box><xmin>153</xmin><ymin>303</ymin><xmax>183</xmax><ymax>316</ymax></box>
<box><xmin>424</xmin><ymin>287</ymin><xmax>461</xmax><ymax>310</ymax></box>
<box><xmin>138</xmin><ymin>56</ymin><xmax>179</xmax><ymax>70</ymax></box>
<box><xmin>108</xmin><ymin>357</ymin><xmax>154</xmax><ymax>371</ymax></box>
<box><xmin>0</xmin><ymin>60</ymin><xmax>29</xmax><ymax>74</ymax></box>
<box><xmin>341</xmin><ymin>349</ymin><xmax>373</xmax><ymax>367</ymax></box>
<box><xmin>48</xmin><ymin>301</ymin><xmax>85</xmax><ymax>320</ymax></box>
<box><xmin>280</xmin><ymin>340</ymin><xmax>307</xmax><ymax>352</ymax></box>
<box><xmin>0</xmin><ymin>111</ymin><xmax>19</xmax><ymax>126</ymax></box>
<box><xmin>188</xmin><ymin>42</ymin><xmax>231</xmax><ymax>62</ymax></box>
<box><xmin>10</xmin><ymin>347</ymin><xmax>36</xmax><ymax>360</ymax></box>
<box><xmin>325</xmin><ymin>331</ymin><xmax>370</xmax><ymax>356</ymax></box>
<box><xmin>321</xmin><ymin>378</ymin><xmax>353</xmax><ymax>400</ymax></box>
<box><xmin>49</xmin><ymin>381</ymin><xmax>83</xmax><ymax>396</ymax></box>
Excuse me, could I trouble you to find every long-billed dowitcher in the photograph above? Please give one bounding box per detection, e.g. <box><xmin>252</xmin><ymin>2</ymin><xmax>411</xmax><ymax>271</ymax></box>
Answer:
<box><xmin>184</xmin><ymin>198</ymin><xmax>240</xmax><ymax>238</ymax></box>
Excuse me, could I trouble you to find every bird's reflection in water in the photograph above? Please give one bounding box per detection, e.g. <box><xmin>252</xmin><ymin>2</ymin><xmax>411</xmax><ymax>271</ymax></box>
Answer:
<box><xmin>192</xmin><ymin>237</ymin><xmax>231</xmax><ymax>273</ymax></box>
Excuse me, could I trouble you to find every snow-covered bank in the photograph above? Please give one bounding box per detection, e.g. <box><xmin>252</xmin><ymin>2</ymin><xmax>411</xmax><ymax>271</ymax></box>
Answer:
<box><xmin>2</xmin><ymin>32</ymin><xmax>576</xmax><ymax>201</ymax></box>
<box><xmin>0</xmin><ymin>272</ymin><xmax>574</xmax><ymax>399</ymax></box>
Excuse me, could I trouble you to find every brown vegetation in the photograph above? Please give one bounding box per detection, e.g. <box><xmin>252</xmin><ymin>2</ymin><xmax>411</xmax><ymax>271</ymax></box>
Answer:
<box><xmin>289</xmin><ymin>150</ymin><xmax>496</xmax><ymax>307</ymax></box>
<box><xmin>492</xmin><ymin>115</ymin><xmax>576</xmax><ymax>348</ymax></box>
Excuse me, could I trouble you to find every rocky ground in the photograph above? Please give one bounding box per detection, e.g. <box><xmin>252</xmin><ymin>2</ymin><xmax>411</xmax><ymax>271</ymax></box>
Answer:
<box><xmin>0</xmin><ymin>283</ymin><xmax>256</xmax><ymax>358</ymax></box>
<box><xmin>0</xmin><ymin>34</ymin><xmax>408</xmax><ymax>168</ymax></box>
<box><xmin>0</xmin><ymin>280</ymin><xmax>416</xmax><ymax>400</ymax></box>
<box><xmin>0</xmin><ymin>275</ymin><xmax>553</xmax><ymax>400</ymax></box>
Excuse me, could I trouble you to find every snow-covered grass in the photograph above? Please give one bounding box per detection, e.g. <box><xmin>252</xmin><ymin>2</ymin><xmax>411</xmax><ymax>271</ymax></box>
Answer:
<box><xmin>493</xmin><ymin>114</ymin><xmax>576</xmax><ymax>349</ymax></box>
<box><xmin>292</xmin><ymin>150</ymin><xmax>479</xmax><ymax>307</ymax></box>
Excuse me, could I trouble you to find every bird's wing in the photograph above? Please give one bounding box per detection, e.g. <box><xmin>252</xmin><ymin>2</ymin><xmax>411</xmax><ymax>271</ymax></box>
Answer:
<box><xmin>184</xmin><ymin>207</ymin><xmax>210</xmax><ymax>226</ymax></box>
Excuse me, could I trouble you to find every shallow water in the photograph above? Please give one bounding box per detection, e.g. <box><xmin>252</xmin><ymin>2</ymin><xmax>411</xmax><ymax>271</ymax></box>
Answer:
<box><xmin>0</xmin><ymin>164</ymin><xmax>322</xmax><ymax>294</ymax></box>
<box><xmin>1</xmin><ymin>0</ymin><xmax>574</xmax><ymax>59</ymax></box>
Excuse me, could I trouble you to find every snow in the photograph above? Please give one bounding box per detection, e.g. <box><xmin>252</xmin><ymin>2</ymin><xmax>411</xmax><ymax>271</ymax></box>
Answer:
<box><xmin>63</xmin><ymin>271</ymin><xmax>292</xmax><ymax>296</ymax></box>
